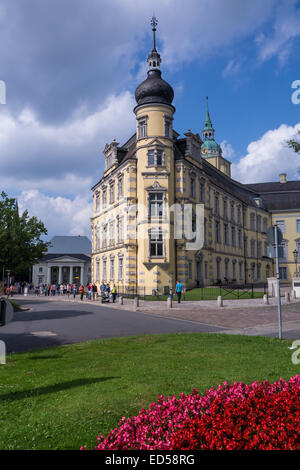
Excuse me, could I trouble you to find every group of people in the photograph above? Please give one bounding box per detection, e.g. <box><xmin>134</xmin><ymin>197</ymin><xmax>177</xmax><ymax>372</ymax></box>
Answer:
<box><xmin>99</xmin><ymin>282</ymin><xmax>118</xmax><ymax>303</ymax></box>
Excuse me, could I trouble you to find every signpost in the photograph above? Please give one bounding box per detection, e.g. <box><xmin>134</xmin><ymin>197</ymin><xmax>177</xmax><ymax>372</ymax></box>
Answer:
<box><xmin>267</xmin><ymin>225</ymin><xmax>283</xmax><ymax>339</ymax></box>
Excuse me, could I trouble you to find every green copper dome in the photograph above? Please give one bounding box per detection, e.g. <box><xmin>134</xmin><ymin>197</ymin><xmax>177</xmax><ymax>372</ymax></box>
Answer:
<box><xmin>201</xmin><ymin>139</ymin><xmax>220</xmax><ymax>150</ymax></box>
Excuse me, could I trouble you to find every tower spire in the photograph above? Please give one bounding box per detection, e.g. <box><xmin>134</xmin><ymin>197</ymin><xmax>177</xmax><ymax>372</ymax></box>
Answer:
<box><xmin>204</xmin><ymin>96</ymin><xmax>213</xmax><ymax>130</ymax></box>
<box><xmin>147</xmin><ymin>16</ymin><xmax>161</xmax><ymax>70</ymax></box>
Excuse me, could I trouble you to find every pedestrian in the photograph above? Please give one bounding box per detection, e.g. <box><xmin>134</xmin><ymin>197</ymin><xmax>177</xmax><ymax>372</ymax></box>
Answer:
<box><xmin>66</xmin><ymin>284</ymin><xmax>71</xmax><ymax>299</ymax></box>
<box><xmin>175</xmin><ymin>280</ymin><xmax>183</xmax><ymax>303</ymax></box>
<box><xmin>92</xmin><ymin>283</ymin><xmax>97</xmax><ymax>301</ymax></box>
<box><xmin>72</xmin><ymin>284</ymin><xmax>77</xmax><ymax>299</ymax></box>
<box><xmin>9</xmin><ymin>284</ymin><xmax>14</xmax><ymax>298</ymax></box>
<box><xmin>88</xmin><ymin>284</ymin><xmax>93</xmax><ymax>300</ymax></box>
<box><xmin>112</xmin><ymin>284</ymin><xmax>117</xmax><ymax>303</ymax></box>
<box><xmin>169</xmin><ymin>288</ymin><xmax>173</xmax><ymax>301</ymax></box>
<box><xmin>79</xmin><ymin>284</ymin><xmax>84</xmax><ymax>301</ymax></box>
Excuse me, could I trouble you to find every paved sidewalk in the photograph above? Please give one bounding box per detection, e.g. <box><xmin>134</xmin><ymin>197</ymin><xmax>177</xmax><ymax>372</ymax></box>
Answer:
<box><xmin>12</xmin><ymin>293</ymin><xmax>300</xmax><ymax>333</ymax></box>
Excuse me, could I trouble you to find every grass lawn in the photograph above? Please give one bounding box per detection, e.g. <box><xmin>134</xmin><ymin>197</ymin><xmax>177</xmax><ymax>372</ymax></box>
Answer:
<box><xmin>0</xmin><ymin>333</ymin><xmax>297</xmax><ymax>450</ymax></box>
<box><xmin>144</xmin><ymin>287</ymin><xmax>265</xmax><ymax>301</ymax></box>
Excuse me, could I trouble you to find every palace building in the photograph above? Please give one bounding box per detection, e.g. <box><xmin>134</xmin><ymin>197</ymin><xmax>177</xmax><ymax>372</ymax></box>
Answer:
<box><xmin>91</xmin><ymin>18</ymin><xmax>300</xmax><ymax>294</ymax></box>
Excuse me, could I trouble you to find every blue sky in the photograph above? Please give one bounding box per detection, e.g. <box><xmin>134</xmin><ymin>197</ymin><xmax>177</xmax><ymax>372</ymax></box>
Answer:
<box><xmin>0</xmin><ymin>0</ymin><xmax>299</xmax><ymax>238</ymax></box>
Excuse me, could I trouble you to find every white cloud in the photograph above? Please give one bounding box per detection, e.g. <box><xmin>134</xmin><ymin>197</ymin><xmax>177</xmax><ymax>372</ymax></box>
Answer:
<box><xmin>232</xmin><ymin>122</ymin><xmax>300</xmax><ymax>183</ymax></box>
<box><xmin>255</xmin><ymin>0</ymin><xmax>300</xmax><ymax>66</ymax></box>
<box><xmin>18</xmin><ymin>190</ymin><xmax>92</xmax><ymax>239</ymax></box>
<box><xmin>0</xmin><ymin>91</ymin><xmax>136</xmax><ymax>197</ymax></box>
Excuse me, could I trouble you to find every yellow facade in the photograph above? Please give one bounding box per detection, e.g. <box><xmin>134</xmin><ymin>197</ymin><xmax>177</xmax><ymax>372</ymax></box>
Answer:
<box><xmin>90</xmin><ymin>19</ymin><xmax>300</xmax><ymax>294</ymax></box>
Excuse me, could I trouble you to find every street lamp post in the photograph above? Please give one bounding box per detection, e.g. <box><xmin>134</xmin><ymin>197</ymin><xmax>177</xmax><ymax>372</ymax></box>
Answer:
<box><xmin>293</xmin><ymin>248</ymin><xmax>299</xmax><ymax>277</ymax></box>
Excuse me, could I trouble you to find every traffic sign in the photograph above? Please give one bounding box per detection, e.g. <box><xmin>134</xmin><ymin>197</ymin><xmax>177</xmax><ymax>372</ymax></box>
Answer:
<box><xmin>267</xmin><ymin>226</ymin><xmax>283</xmax><ymax>246</ymax></box>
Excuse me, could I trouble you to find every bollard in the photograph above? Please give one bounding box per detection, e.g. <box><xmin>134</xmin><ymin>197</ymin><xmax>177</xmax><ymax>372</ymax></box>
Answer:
<box><xmin>167</xmin><ymin>296</ymin><xmax>172</xmax><ymax>309</ymax></box>
<box><xmin>119</xmin><ymin>295</ymin><xmax>123</xmax><ymax>305</ymax></box>
<box><xmin>285</xmin><ymin>292</ymin><xmax>290</xmax><ymax>302</ymax></box>
<box><xmin>217</xmin><ymin>296</ymin><xmax>223</xmax><ymax>307</ymax></box>
<box><xmin>134</xmin><ymin>297</ymin><xmax>139</xmax><ymax>308</ymax></box>
<box><xmin>291</xmin><ymin>290</ymin><xmax>296</xmax><ymax>300</ymax></box>
<box><xmin>263</xmin><ymin>294</ymin><xmax>269</xmax><ymax>305</ymax></box>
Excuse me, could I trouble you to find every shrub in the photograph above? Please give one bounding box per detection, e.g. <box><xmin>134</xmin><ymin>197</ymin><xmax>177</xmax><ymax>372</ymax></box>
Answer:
<box><xmin>84</xmin><ymin>376</ymin><xmax>300</xmax><ymax>450</ymax></box>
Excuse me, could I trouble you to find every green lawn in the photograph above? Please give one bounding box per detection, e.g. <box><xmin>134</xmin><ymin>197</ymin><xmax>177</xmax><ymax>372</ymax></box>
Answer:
<box><xmin>0</xmin><ymin>333</ymin><xmax>297</xmax><ymax>450</ymax></box>
<box><xmin>144</xmin><ymin>287</ymin><xmax>265</xmax><ymax>301</ymax></box>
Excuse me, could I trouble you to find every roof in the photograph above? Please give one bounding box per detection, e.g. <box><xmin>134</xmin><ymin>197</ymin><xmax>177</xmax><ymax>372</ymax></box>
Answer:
<box><xmin>42</xmin><ymin>253</ymin><xmax>91</xmax><ymax>262</ymax></box>
<box><xmin>48</xmin><ymin>236</ymin><xmax>91</xmax><ymax>255</ymax></box>
<box><xmin>246</xmin><ymin>181</ymin><xmax>300</xmax><ymax>211</ymax></box>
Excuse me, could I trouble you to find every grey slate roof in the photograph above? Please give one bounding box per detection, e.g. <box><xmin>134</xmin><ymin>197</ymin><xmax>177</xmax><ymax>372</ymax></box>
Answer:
<box><xmin>246</xmin><ymin>181</ymin><xmax>300</xmax><ymax>211</ymax></box>
<box><xmin>48</xmin><ymin>236</ymin><xmax>91</xmax><ymax>255</ymax></box>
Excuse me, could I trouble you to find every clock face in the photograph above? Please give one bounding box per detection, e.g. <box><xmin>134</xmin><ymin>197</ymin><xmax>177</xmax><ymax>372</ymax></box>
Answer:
<box><xmin>202</xmin><ymin>147</ymin><xmax>207</xmax><ymax>155</ymax></box>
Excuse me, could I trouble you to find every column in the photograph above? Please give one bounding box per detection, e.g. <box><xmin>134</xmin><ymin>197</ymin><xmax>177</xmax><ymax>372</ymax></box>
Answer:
<box><xmin>47</xmin><ymin>266</ymin><xmax>51</xmax><ymax>284</ymax></box>
<box><xmin>80</xmin><ymin>265</ymin><xmax>84</xmax><ymax>285</ymax></box>
<box><xmin>70</xmin><ymin>266</ymin><xmax>73</xmax><ymax>284</ymax></box>
<box><xmin>58</xmin><ymin>266</ymin><xmax>62</xmax><ymax>284</ymax></box>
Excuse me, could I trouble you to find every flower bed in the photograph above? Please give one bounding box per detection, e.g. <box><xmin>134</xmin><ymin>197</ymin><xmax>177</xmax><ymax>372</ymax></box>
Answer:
<box><xmin>84</xmin><ymin>376</ymin><xmax>300</xmax><ymax>450</ymax></box>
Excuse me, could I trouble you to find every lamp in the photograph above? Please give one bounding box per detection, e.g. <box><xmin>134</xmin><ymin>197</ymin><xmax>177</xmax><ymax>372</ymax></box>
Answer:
<box><xmin>293</xmin><ymin>248</ymin><xmax>299</xmax><ymax>277</ymax></box>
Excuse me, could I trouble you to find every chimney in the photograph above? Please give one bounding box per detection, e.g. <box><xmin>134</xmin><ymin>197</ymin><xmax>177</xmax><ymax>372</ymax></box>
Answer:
<box><xmin>279</xmin><ymin>173</ymin><xmax>287</xmax><ymax>183</ymax></box>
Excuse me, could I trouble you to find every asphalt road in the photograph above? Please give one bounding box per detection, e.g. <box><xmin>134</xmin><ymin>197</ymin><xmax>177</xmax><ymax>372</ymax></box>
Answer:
<box><xmin>0</xmin><ymin>298</ymin><xmax>229</xmax><ymax>354</ymax></box>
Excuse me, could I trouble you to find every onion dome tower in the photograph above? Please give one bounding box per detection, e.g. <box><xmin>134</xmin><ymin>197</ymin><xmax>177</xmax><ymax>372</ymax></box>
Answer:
<box><xmin>135</xmin><ymin>16</ymin><xmax>174</xmax><ymax>109</ymax></box>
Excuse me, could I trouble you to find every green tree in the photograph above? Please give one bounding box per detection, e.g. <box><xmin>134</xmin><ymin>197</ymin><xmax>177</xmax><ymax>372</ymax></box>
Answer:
<box><xmin>0</xmin><ymin>191</ymin><xmax>50</xmax><ymax>279</ymax></box>
<box><xmin>287</xmin><ymin>130</ymin><xmax>300</xmax><ymax>154</ymax></box>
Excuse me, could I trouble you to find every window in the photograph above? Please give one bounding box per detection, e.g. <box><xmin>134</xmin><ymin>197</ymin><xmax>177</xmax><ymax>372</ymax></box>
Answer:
<box><xmin>296</xmin><ymin>220</ymin><xmax>300</xmax><ymax>232</ymax></box>
<box><xmin>149</xmin><ymin>192</ymin><xmax>164</xmax><ymax>218</ymax></box>
<box><xmin>239</xmin><ymin>262</ymin><xmax>243</xmax><ymax>280</ymax></box>
<box><xmin>200</xmin><ymin>183</ymin><xmax>205</xmax><ymax>201</ymax></box>
<box><xmin>109</xmin><ymin>221</ymin><xmax>114</xmax><ymax>246</ymax></box>
<box><xmin>215</xmin><ymin>194</ymin><xmax>219</xmax><ymax>215</ymax></box>
<box><xmin>276</xmin><ymin>220</ymin><xmax>285</xmax><ymax>233</ymax></box>
<box><xmin>147</xmin><ymin>148</ymin><xmax>164</xmax><ymax>167</ymax></box>
<box><xmin>216</xmin><ymin>258</ymin><xmax>221</xmax><ymax>280</ymax></box>
<box><xmin>280</xmin><ymin>241</ymin><xmax>288</xmax><ymax>259</ymax></box>
<box><xmin>224</xmin><ymin>223</ymin><xmax>229</xmax><ymax>245</ymax></box>
<box><xmin>263</xmin><ymin>218</ymin><xmax>268</xmax><ymax>233</ymax></box>
<box><xmin>190</xmin><ymin>177</ymin><xmax>196</xmax><ymax>198</ymax></box>
<box><xmin>231</xmin><ymin>227</ymin><xmax>236</xmax><ymax>247</ymax></box>
<box><xmin>204</xmin><ymin>262</ymin><xmax>208</xmax><ymax>279</ymax></box>
<box><xmin>164</xmin><ymin>118</ymin><xmax>172</xmax><ymax>138</ymax></box>
<box><xmin>109</xmin><ymin>184</ymin><xmax>114</xmax><ymax>204</ymax></box>
<box><xmin>232</xmin><ymin>261</ymin><xmax>236</xmax><ymax>280</ymax></box>
<box><xmin>225</xmin><ymin>259</ymin><xmax>229</xmax><ymax>279</ymax></box>
<box><xmin>251</xmin><ymin>239</ymin><xmax>255</xmax><ymax>257</ymax></box>
<box><xmin>257</xmin><ymin>215</ymin><xmax>261</xmax><ymax>233</ymax></box>
<box><xmin>138</xmin><ymin>118</ymin><xmax>147</xmax><ymax>138</ymax></box>
<box><xmin>250</xmin><ymin>213</ymin><xmax>256</xmax><ymax>230</ymax></box>
<box><xmin>96</xmin><ymin>261</ymin><xmax>100</xmax><ymax>281</ymax></box>
<box><xmin>102</xmin><ymin>225</ymin><xmax>107</xmax><ymax>249</ymax></box>
<box><xmin>95</xmin><ymin>192</ymin><xmax>100</xmax><ymax>211</ymax></box>
<box><xmin>110</xmin><ymin>258</ymin><xmax>114</xmax><ymax>280</ymax></box>
<box><xmin>279</xmin><ymin>267</ymin><xmax>288</xmax><ymax>280</ymax></box>
<box><xmin>237</xmin><ymin>206</ymin><xmax>241</xmax><ymax>225</ymax></box>
<box><xmin>238</xmin><ymin>229</ymin><xmax>242</xmax><ymax>249</ymax></box>
<box><xmin>223</xmin><ymin>199</ymin><xmax>228</xmax><ymax>219</ymax></box>
<box><xmin>117</xmin><ymin>217</ymin><xmax>124</xmax><ymax>243</ymax></box>
<box><xmin>39</xmin><ymin>267</ymin><xmax>43</xmax><ymax>273</ymax></box>
<box><xmin>215</xmin><ymin>221</ymin><xmax>221</xmax><ymax>243</ymax></box>
<box><xmin>149</xmin><ymin>229</ymin><xmax>164</xmax><ymax>257</ymax></box>
<box><xmin>231</xmin><ymin>202</ymin><xmax>235</xmax><ymax>222</ymax></box>
<box><xmin>118</xmin><ymin>177</ymin><xmax>123</xmax><ymax>199</ymax></box>
<box><xmin>244</xmin><ymin>237</ymin><xmax>248</xmax><ymax>257</ymax></box>
<box><xmin>95</xmin><ymin>229</ymin><xmax>100</xmax><ymax>250</ymax></box>
<box><xmin>102</xmin><ymin>260</ymin><xmax>107</xmax><ymax>280</ymax></box>
<box><xmin>188</xmin><ymin>261</ymin><xmax>193</xmax><ymax>279</ymax></box>
<box><xmin>102</xmin><ymin>189</ymin><xmax>107</xmax><ymax>207</ymax></box>
<box><xmin>257</xmin><ymin>240</ymin><xmax>262</xmax><ymax>258</ymax></box>
<box><xmin>257</xmin><ymin>263</ymin><xmax>261</xmax><ymax>280</ymax></box>
<box><xmin>118</xmin><ymin>258</ymin><xmax>123</xmax><ymax>280</ymax></box>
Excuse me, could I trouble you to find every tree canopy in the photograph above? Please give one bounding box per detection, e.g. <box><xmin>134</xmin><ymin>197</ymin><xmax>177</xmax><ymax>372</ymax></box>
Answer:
<box><xmin>287</xmin><ymin>130</ymin><xmax>300</xmax><ymax>154</ymax></box>
<box><xmin>0</xmin><ymin>191</ymin><xmax>50</xmax><ymax>277</ymax></box>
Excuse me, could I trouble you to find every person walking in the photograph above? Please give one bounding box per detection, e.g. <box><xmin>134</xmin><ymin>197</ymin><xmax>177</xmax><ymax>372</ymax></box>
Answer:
<box><xmin>72</xmin><ymin>284</ymin><xmax>77</xmax><ymax>300</ymax></box>
<box><xmin>92</xmin><ymin>283</ymin><xmax>97</xmax><ymax>301</ymax></box>
<box><xmin>175</xmin><ymin>280</ymin><xmax>183</xmax><ymax>303</ymax></box>
<box><xmin>79</xmin><ymin>284</ymin><xmax>84</xmax><ymax>301</ymax></box>
<box><xmin>112</xmin><ymin>284</ymin><xmax>117</xmax><ymax>303</ymax></box>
